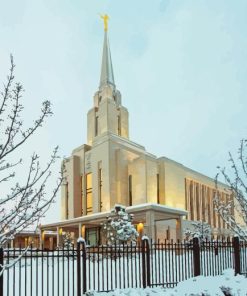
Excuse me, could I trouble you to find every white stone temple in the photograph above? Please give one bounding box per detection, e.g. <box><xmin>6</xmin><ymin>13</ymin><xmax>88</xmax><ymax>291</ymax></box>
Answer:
<box><xmin>41</xmin><ymin>18</ymin><xmax>232</xmax><ymax>247</ymax></box>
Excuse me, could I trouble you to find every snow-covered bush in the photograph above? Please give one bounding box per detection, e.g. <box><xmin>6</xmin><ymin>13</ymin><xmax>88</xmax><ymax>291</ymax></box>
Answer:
<box><xmin>184</xmin><ymin>221</ymin><xmax>211</xmax><ymax>243</ymax></box>
<box><xmin>102</xmin><ymin>205</ymin><xmax>139</xmax><ymax>245</ymax></box>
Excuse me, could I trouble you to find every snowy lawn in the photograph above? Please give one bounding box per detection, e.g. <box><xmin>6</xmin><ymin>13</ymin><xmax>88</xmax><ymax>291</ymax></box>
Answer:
<box><xmin>89</xmin><ymin>269</ymin><xmax>247</xmax><ymax>296</ymax></box>
<box><xmin>3</xmin><ymin>246</ymin><xmax>246</xmax><ymax>295</ymax></box>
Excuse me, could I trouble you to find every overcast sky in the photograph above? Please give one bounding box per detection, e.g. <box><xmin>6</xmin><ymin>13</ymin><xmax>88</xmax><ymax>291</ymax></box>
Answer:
<box><xmin>1</xmin><ymin>0</ymin><xmax>247</xmax><ymax>223</ymax></box>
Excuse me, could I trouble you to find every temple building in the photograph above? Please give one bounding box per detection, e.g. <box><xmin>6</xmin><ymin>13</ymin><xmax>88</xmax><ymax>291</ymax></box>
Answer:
<box><xmin>40</xmin><ymin>19</ymin><xmax>232</xmax><ymax>248</ymax></box>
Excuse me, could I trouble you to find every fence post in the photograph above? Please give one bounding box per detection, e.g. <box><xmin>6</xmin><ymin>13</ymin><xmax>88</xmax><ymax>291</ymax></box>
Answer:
<box><xmin>233</xmin><ymin>237</ymin><xmax>240</xmax><ymax>275</ymax></box>
<box><xmin>82</xmin><ymin>240</ymin><xmax>87</xmax><ymax>294</ymax></box>
<box><xmin>77</xmin><ymin>241</ymin><xmax>81</xmax><ymax>296</ymax></box>
<box><xmin>0</xmin><ymin>248</ymin><xmax>3</xmax><ymax>296</ymax></box>
<box><xmin>145</xmin><ymin>239</ymin><xmax>151</xmax><ymax>287</ymax></box>
<box><xmin>141</xmin><ymin>239</ymin><xmax>146</xmax><ymax>288</ymax></box>
<box><xmin>193</xmin><ymin>237</ymin><xmax>200</xmax><ymax>276</ymax></box>
<box><xmin>77</xmin><ymin>238</ymin><xmax>87</xmax><ymax>296</ymax></box>
<box><xmin>141</xmin><ymin>237</ymin><xmax>151</xmax><ymax>288</ymax></box>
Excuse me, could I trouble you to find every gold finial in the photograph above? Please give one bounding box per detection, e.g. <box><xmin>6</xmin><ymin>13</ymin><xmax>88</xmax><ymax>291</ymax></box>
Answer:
<box><xmin>100</xmin><ymin>14</ymin><xmax>109</xmax><ymax>31</ymax></box>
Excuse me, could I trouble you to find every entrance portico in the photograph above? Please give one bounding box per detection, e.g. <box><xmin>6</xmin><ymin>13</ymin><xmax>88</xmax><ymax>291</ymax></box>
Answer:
<box><xmin>40</xmin><ymin>203</ymin><xmax>187</xmax><ymax>248</ymax></box>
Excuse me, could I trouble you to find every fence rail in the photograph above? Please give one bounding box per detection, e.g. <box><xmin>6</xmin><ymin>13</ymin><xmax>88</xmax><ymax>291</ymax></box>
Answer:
<box><xmin>0</xmin><ymin>237</ymin><xmax>246</xmax><ymax>295</ymax></box>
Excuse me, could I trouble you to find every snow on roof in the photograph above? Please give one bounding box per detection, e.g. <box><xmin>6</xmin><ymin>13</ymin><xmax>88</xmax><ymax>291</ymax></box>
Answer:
<box><xmin>126</xmin><ymin>203</ymin><xmax>187</xmax><ymax>215</ymax></box>
<box><xmin>41</xmin><ymin>203</ymin><xmax>187</xmax><ymax>229</ymax></box>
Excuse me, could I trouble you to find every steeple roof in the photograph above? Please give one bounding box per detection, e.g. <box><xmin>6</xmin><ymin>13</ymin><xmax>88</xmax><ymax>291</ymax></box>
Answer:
<box><xmin>99</xmin><ymin>31</ymin><xmax>115</xmax><ymax>90</ymax></box>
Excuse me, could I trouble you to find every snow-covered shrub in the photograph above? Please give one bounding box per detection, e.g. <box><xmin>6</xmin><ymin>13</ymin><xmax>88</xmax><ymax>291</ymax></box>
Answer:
<box><xmin>184</xmin><ymin>221</ymin><xmax>211</xmax><ymax>243</ymax></box>
<box><xmin>102</xmin><ymin>205</ymin><xmax>139</xmax><ymax>245</ymax></box>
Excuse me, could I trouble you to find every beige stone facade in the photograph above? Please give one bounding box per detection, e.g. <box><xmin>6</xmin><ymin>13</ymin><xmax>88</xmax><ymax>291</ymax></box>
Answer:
<box><xmin>41</xmin><ymin>29</ymin><xmax>233</xmax><ymax>247</ymax></box>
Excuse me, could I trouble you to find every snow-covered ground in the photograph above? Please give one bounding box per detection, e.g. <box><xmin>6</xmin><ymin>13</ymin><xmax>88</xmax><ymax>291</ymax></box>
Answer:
<box><xmin>90</xmin><ymin>269</ymin><xmax>247</xmax><ymax>296</ymax></box>
<box><xmin>3</xmin><ymin>249</ymin><xmax>247</xmax><ymax>295</ymax></box>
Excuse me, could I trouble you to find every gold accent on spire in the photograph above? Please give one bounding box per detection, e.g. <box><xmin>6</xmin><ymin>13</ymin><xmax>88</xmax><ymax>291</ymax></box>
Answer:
<box><xmin>100</xmin><ymin>14</ymin><xmax>109</xmax><ymax>31</ymax></box>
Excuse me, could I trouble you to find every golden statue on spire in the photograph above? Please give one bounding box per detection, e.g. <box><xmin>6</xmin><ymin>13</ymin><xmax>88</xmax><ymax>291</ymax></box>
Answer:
<box><xmin>100</xmin><ymin>14</ymin><xmax>109</xmax><ymax>31</ymax></box>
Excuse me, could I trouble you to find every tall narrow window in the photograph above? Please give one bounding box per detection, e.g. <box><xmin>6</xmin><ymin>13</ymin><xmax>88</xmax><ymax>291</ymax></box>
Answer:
<box><xmin>207</xmin><ymin>188</ymin><xmax>211</xmax><ymax>225</ymax></box>
<box><xmin>222</xmin><ymin>193</ymin><xmax>226</xmax><ymax>229</ymax></box>
<box><xmin>86</xmin><ymin>173</ymin><xmax>93</xmax><ymax>214</ymax></box>
<box><xmin>117</xmin><ymin>115</ymin><xmax>121</xmax><ymax>136</ymax></box>
<box><xmin>95</xmin><ymin>116</ymin><xmax>99</xmax><ymax>136</ymax></box>
<box><xmin>157</xmin><ymin>174</ymin><xmax>160</xmax><ymax>204</ymax></box>
<box><xmin>189</xmin><ymin>181</ymin><xmax>194</xmax><ymax>220</ymax></box>
<box><xmin>201</xmin><ymin>185</ymin><xmax>206</xmax><ymax>222</ymax></box>
<box><xmin>185</xmin><ymin>179</ymin><xmax>189</xmax><ymax>212</ymax></box>
<box><xmin>66</xmin><ymin>182</ymin><xmax>69</xmax><ymax>219</ymax></box>
<box><xmin>196</xmin><ymin>183</ymin><xmax>200</xmax><ymax>221</ymax></box>
<box><xmin>213</xmin><ymin>189</ymin><xmax>217</xmax><ymax>228</ymax></box>
<box><xmin>128</xmin><ymin>175</ymin><xmax>132</xmax><ymax>206</ymax></box>
<box><xmin>99</xmin><ymin>168</ymin><xmax>102</xmax><ymax>211</ymax></box>
<box><xmin>81</xmin><ymin>175</ymin><xmax>84</xmax><ymax>215</ymax></box>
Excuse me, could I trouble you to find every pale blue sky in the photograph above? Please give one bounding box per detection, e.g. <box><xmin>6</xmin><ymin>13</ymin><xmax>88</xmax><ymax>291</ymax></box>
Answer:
<box><xmin>1</xmin><ymin>0</ymin><xmax>247</xmax><ymax>222</ymax></box>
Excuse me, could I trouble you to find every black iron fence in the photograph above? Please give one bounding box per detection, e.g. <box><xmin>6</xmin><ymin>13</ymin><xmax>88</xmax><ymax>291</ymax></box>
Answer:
<box><xmin>0</xmin><ymin>237</ymin><xmax>246</xmax><ymax>296</ymax></box>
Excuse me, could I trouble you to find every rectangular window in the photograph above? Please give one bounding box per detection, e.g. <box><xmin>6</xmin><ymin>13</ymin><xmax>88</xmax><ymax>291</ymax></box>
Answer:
<box><xmin>185</xmin><ymin>179</ymin><xmax>188</xmax><ymax>211</ymax></box>
<box><xmin>95</xmin><ymin>116</ymin><xmax>99</xmax><ymax>136</ymax></box>
<box><xmin>118</xmin><ymin>115</ymin><xmax>121</xmax><ymax>136</ymax></box>
<box><xmin>129</xmin><ymin>175</ymin><xmax>132</xmax><ymax>206</ymax></box>
<box><xmin>201</xmin><ymin>185</ymin><xmax>205</xmax><ymax>222</ymax></box>
<box><xmin>86</xmin><ymin>173</ymin><xmax>93</xmax><ymax>214</ymax></box>
<box><xmin>213</xmin><ymin>189</ymin><xmax>217</xmax><ymax>228</ymax></box>
<box><xmin>99</xmin><ymin>168</ymin><xmax>102</xmax><ymax>211</ymax></box>
<box><xmin>66</xmin><ymin>182</ymin><xmax>69</xmax><ymax>219</ymax></box>
<box><xmin>157</xmin><ymin>174</ymin><xmax>160</xmax><ymax>204</ymax></box>
<box><xmin>196</xmin><ymin>183</ymin><xmax>200</xmax><ymax>221</ymax></box>
<box><xmin>190</xmin><ymin>181</ymin><xmax>194</xmax><ymax>220</ymax></box>
<box><xmin>81</xmin><ymin>175</ymin><xmax>84</xmax><ymax>215</ymax></box>
<box><xmin>207</xmin><ymin>188</ymin><xmax>211</xmax><ymax>225</ymax></box>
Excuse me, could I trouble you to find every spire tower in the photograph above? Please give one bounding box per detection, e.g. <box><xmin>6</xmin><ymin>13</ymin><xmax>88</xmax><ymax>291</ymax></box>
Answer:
<box><xmin>87</xmin><ymin>15</ymin><xmax>129</xmax><ymax>145</ymax></box>
<box><xmin>99</xmin><ymin>15</ymin><xmax>115</xmax><ymax>90</ymax></box>
<box><xmin>99</xmin><ymin>32</ymin><xmax>115</xmax><ymax>89</ymax></box>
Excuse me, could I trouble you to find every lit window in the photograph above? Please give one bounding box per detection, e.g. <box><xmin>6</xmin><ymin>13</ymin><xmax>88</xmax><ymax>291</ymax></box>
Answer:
<box><xmin>86</xmin><ymin>173</ymin><xmax>93</xmax><ymax>214</ymax></box>
<box><xmin>157</xmin><ymin>174</ymin><xmax>160</xmax><ymax>204</ymax></box>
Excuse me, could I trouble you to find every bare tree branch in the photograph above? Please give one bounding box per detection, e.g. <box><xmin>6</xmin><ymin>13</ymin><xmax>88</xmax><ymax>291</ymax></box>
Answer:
<box><xmin>0</xmin><ymin>55</ymin><xmax>62</xmax><ymax>255</ymax></box>
<box><xmin>214</xmin><ymin>140</ymin><xmax>247</xmax><ymax>242</ymax></box>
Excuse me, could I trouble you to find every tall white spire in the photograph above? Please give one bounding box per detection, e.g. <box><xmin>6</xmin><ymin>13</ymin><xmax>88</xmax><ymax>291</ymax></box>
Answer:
<box><xmin>99</xmin><ymin>15</ymin><xmax>115</xmax><ymax>90</ymax></box>
<box><xmin>86</xmin><ymin>15</ymin><xmax>129</xmax><ymax>145</ymax></box>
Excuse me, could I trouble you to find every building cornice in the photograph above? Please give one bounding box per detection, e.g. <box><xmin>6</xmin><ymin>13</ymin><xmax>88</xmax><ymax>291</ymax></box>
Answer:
<box><xmin>41</xmin><ymin>203</ymin><xmax>187</xmax><ymax>230</ymax></box>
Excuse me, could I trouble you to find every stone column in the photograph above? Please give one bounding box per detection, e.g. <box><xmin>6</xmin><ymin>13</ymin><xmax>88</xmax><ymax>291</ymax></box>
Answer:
<box><xmin>40</xmin><ymin>230</ymin><xmax>44</xmax><ymax>249</ymax></box>
<box><xmin>56</xmin><ymin>227</ymin><xmax>61</xmax><ymax>248</ymax></box>
<box><xmin>78</xmin><ymin>223</ymin><xmax>82</xmax><ymax>239</ymax></box>
<box><xmin>145</xmin><ymin>211</ymin><xmax>155</xmax><ymax>240</ymax></box>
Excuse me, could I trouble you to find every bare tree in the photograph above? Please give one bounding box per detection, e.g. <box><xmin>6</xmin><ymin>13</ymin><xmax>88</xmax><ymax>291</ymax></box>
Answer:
<box><xmin>214</xmin><ymin>139</ymin><xmax>247</xmax><ymax>241</ymax></box>
<box><xmin>0</xmin><ymin>55</ymin><xmax>62</xmax><ymax>251</ymax></box>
